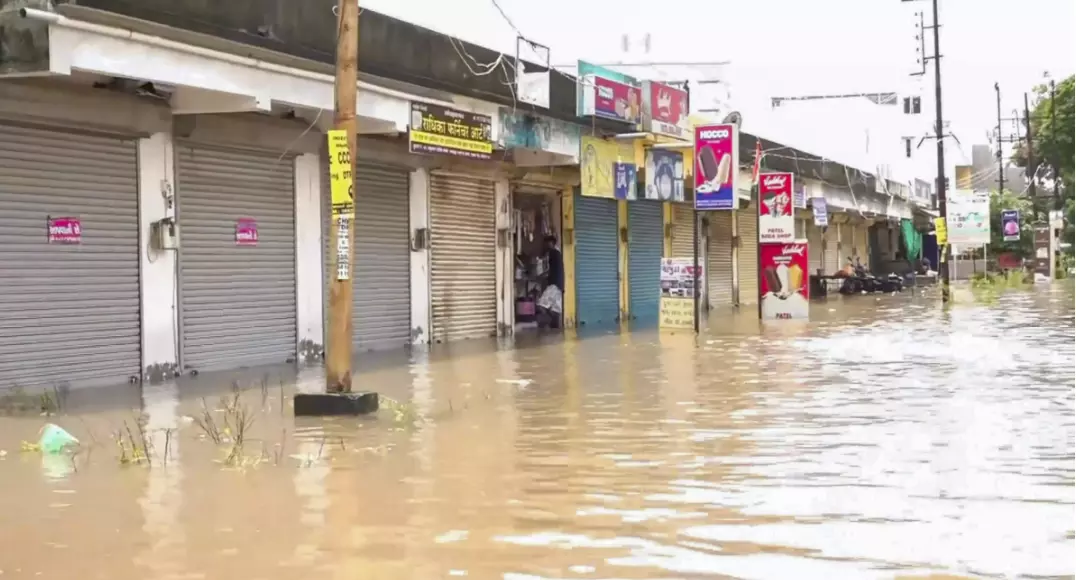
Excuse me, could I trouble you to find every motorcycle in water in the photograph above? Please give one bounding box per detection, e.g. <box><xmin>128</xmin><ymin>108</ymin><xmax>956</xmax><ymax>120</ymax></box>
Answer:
<box><xmin>839</xmin><ymin>257</ymin><xmax>904</xmax><ymax>294</ymax></box>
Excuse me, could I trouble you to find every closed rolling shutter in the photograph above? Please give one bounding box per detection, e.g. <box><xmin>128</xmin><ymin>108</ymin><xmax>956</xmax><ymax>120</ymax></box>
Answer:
<box><xmin>738</xmin><ymin>203</ymin><xmax>759</xmax><ymax>306</ymax></box>
<box><xmin>854</xmin><ymin>224</ymin><xmax>871</xmax><ymax>269</ymax></box>
<box><xmin>0</xmin><ymin>124</ymin><xmax>140</xmax><ymax>389</ymax></box>
<box><xmin>177</xmin><ymin>144</ymin><xmax>297</xmax><ymax>372</ymax></box>
<box><xmin>429</xmin><ymin>174</ymin><xmax>496</xmax><ymax>342</ymax></box>
<box><xmin>840</xmin><ymin>223</ymin><xmax>856</xmax><ymax>266</ymax></box>
<box><xmin>322</xmin><ymin>163</ymin><xmax>412</xmax><ymax>351</ymax></box>
<box><xmin>825</xmin><ymin>225</ymin><xmax>840</xmax><ymax>275</ymax></box>
<box><xmin>574</xmin><ymin>193</ymin><xmax>620</xmax><ymax>327</ymax></box>
<box><xmin>627</xmin><ymin>200</ymin><xmax>663</xmax><ymax>323</ymax></box>
<box><xmin>707</xmin><ymin>211</ymin><xmax>733</xmax><ymax>308</ymax></box>
<box><xmin>807</xmin><ymin>222</ymin><xmax>824</xmax><ymax>276</ymax></box>
<box><xmin>671</xmin><ymin>203</ymin><xmax>695</xmax><ymax>258</ymax></box>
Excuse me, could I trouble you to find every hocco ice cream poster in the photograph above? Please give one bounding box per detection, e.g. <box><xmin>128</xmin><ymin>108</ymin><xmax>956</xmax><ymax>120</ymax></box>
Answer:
<box><xmin>694</xmin><ymin>124</ymin><xmax>738</xmax><ymax>210</ymax></box>
<box><xmin>759</xmin><ymin>242</ymin><xmax>810</xmax><ymax>320</ymax></box>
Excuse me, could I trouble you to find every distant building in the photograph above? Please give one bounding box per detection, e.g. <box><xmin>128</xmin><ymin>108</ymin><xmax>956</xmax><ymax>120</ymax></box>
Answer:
<box><xmin>970</xmin><ymin>144</ymin><xmax>1026</xmax><ymax>193</ymax></box>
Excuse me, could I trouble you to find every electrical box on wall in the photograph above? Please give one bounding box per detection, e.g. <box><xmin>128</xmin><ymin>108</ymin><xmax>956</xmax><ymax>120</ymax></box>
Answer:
<box><xmin>151</xmin><ymin>217</ymin><xmax>178</xmax><ymax>250</ymax></box>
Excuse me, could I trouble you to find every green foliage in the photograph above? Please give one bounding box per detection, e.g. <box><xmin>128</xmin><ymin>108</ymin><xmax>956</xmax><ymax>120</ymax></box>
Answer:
<box><xmin>1010</xmin><ymin>75</ymin><xmax>1074</xmax><ymax>218</ymax></box>
<box><xmin>987</xmin><ymin>189</ymin><xmax>1035</xmax><ymax>260</ymax></box>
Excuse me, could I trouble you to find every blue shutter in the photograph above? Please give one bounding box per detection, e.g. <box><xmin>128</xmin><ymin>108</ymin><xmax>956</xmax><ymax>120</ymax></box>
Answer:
<box><xmin>574</xmin><ymin>192</ymin><xmax>620</xmax><ymax>327</ymax></box>
<box><xmin>628</xmin><ymin>200</ymin><xmax>664</xmax><ymax>324</ymax></box>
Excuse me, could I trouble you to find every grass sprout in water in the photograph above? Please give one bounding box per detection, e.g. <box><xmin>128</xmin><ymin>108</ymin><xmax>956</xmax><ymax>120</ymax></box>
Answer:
<box><xmin>965</xmin><ymin>270</ymin><xmax>1033</xmax><ymax>304</ymax></box>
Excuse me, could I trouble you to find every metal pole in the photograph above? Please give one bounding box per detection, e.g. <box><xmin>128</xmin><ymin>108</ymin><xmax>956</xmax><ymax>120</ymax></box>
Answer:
<box><xmin>325</xmin><ymin>0</ymin><xmax>358</xmax><ymax>393</ymax></box>
<box><xmin>995</xmin><ymin>82</ymin><xmax>1004</xmax><ymax>194</ymax></box>
<box><xmin>930</xmin><ymin>0</ymin><xmax>951</xmax><ymax>303</ymax></box>
<box><xmin>1024</xmin><ymin>92</ymin><xmax>1038</xmax><ymax>219</ymax></box>
<box><xmin>1050</xmin><ymin>80</ymin><xmax>1061</xmax><ymax>210</ymax></box>
<box><xmin>692</xmin><ymin>209</ymin><xmax>700</xmax><ymax>334</ymax></box>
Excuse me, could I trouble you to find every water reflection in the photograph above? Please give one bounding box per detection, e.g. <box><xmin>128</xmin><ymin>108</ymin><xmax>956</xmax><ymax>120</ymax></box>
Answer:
<box><xmin>0</xmin><ymin>284</ymin><xmax>1072</xmax><ymax>579</ymax></box>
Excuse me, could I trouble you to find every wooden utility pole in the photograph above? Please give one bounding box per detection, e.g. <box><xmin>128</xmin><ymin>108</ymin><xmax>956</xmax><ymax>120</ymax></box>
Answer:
<box><xmin>325</xmin><ymin>0</ymin><xmax>359</xmax><ymax>393</ymax></box>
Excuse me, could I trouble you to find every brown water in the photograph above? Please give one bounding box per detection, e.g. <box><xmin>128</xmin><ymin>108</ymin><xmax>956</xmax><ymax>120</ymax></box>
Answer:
<box><xmin>1</xmin><ymin>284</ymin><xmax>1073</xmax><ymax>579</ymax></box>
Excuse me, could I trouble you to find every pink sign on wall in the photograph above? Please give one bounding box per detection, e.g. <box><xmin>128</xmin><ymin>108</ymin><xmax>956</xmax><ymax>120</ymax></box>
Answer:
<box><xmin>235</xmin><ymin>218</ymin><xmax>259</xmax><ymax>246</ymax></box>
<box><xmin>760</xmin><ymin>242</ymin><xmax>809</xmax><ymax>320</ymax></box>
<box><xmin>47</xmin><ymin>216</ymin><xmax>82</xmax><ymax>244</ymax></box>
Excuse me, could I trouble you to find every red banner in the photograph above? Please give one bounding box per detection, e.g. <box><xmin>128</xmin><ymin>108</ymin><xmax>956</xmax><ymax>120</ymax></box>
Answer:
<box><xmin>759</xmin><ymin>242</ymin><xmax>809</xmax><ymax>320</ymax></box>
<box><xmin>643</xmin><ymin>81</ymin><xmax>689</xmax><ymax>139</ymax></box>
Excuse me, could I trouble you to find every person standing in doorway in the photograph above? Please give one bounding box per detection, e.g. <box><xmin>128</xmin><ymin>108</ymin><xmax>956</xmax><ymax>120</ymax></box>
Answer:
<box><xmin>538</xmin><ymin>234</ymin><xmax>563</xmax><ymax>329</ymax></box>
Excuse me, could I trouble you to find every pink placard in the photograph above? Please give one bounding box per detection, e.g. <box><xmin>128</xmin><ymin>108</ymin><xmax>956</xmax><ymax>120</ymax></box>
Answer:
<box><xmin>235</xmin><ymin>218</ymin><xmax>258</xmax><ymax>246</ymax></box>
<box><xmin>47</xmin><ymin>217</ymin><xmax>82</xmax><ymax>244</ymax></box>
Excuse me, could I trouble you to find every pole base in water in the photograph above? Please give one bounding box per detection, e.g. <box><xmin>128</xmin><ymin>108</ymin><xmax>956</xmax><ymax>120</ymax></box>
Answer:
<box><xmin>294</xmin><ymin>392</ymin><xmax>379</xmax><ymax>416</ymax></box>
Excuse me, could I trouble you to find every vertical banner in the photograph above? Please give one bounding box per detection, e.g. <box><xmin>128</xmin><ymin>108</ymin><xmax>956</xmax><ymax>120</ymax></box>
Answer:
<box><xmin>613</xmin><ymin>162</ymin><xmax>638</xmax><ymax>200</ymax></box>
<box><xmin>1033</xmin><ymin>223</ymin><xmax>1051</xmax><ymax>278</ymax></box>
<box><xmin>812</xmin><ymin>198</ymin><xmax>829</xmax><ymax>227</ymax></box>
<box><xmin>1001</xmin><ymin>209</ymin><xmax>1020</xmax><ymax>242</ymax></box>
<box><xmin>694</xmin><ymin>124</ymin><xmax>738</xmax><ymax>210</ymax></box>
<box><xmin>659</xmin><ymin>258</ymin><xmax>702</xmax><ymax>329</ymax></box>
<box><xmin>758</xmin><ymin>172</ymin><xmax>795</xmax><ymax>243</ymax></box>
<box><xmin>326</xmin><ymin>129</ymin><xmax>354</xmax><ymax>281</ymax></box>
<box><xmin>759</xmin><ymin>243</ymin><xmax>809</xmax><ymax>320</ymax></box>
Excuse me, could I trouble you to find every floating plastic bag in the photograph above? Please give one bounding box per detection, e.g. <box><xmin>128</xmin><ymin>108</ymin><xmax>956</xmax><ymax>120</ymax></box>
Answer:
<box><xmin>38</xmin><ymin>423</ymin><xmax>79</xmax><ymax>454</ymax></box>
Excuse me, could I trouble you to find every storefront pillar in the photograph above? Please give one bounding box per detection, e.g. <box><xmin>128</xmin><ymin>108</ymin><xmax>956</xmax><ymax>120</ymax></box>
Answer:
<box><xmin>617</xmin><ymin>199</ymin><xmax>630</xmax><ymax>323</ymax></box>
<box><xmin>561</xmin><ymin>188</ymin><xmax>577</xmax><ymax>328</ymax></box>
<box><xmin>294</xmin><ymin>153</ymin><xmax>323</xmax><ymax>361</ymax></box>
<box><xmin>662</xmin><ymin>202</ymin><xmax>673</xmax><ymax>257</ymax></box>
<box><xmin>409</xmin><ymin>168</ymin><xmax>432</xmax><ymax>345</ymax></box>
<box><xmin>138</xmin><ymin>132</ymin><xmax>179</xmax><ymax>381</ymax></box>
<box><xmin>494</xmin><ymin>178</ymin><xmax>513</xmax><ymax>336</ymax></box>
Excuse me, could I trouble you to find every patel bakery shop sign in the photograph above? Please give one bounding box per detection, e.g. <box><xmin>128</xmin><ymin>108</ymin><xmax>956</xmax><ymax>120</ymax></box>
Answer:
<box><xmin>642</xmin><ymin>81</ymin><xmax>689</xmax><ymax>139</ymax></box>
<box><xmin>409</xmin><ymin>102</ymin><xmax>493</xmax><ymax>160</ymax></box>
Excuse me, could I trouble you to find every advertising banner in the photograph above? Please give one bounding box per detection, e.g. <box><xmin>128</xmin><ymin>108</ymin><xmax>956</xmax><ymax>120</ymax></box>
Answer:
<box><xmin>235</xmin><ymin>218</ymin><xmax>258</xmax><ymax>246</ymax></box>
<box><xmin>947</xmin><ymin>190</ymin><xmax>990</xmax><ymax>245</ymax></box>
<box><xmin>409</xmin><ymin>102</ymin><xmax>493</xmax><ymax>160</ymax></box>
<box><xmin>326</xmin><ymin>129</ymin><xmax>355</xmax><ymax>219</ymax></box>
<box><xmin>659</xmin><ymin>258</ymin><xmax>702</xmax><ymax>330</ymax></box>
<box><xmin>1001</xmin><ymin>209</ymin><xmax>1020</xmax><ymax>242</ymax></box>
<box><xmin>641</xmin><ymin>81</ymin><xmax>689</xmax><ymax>140</ymax></box>
<box><xmin>644</xmin><ymin>149</ymin><xmax>685</xmax><ymax>201</ymax></box>
<box><xmin>792</xmin><ymin>180</ymin><xmax>807</xmax><ymax>210</ymax></box>
<box><xmin>694</xmin><ymin>124</ymin><xmax>738</xmax><ymax>210</ymax></box>
<box><xmin>580</xmin><ymin>136</ymin><xmax>636</xmax><ymax>198</ymax></box>
<box><xmin>613</xmin><ymin>162</ymin><xmax>638</xmax><ymax>200</ymax></box>
<box><xmin>47</xmin><ymin>216</ymin><xmax>81</xmax><ymax>244</ymax></box>
<box><xmin>577</xmin><ymin>61</ymin><xmax>641</xmax><ymax>125</ymax></box>
<box><xmin>759</xmin><ymin>243</ymin><xmax>809</xmax><ymax>320</ymax></box>
<box><xmin>758</xmin><ymin>172</ymin><xmax>795</xmax><ymax>243</ymax></box>
<box><xmin>812</xmin><ymin>197</ymin><xmax>829</xmax><ymax>227</ymax></box>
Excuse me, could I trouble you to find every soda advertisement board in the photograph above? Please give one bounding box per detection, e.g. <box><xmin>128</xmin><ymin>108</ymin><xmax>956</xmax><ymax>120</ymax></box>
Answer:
<box><xmin>759</xmin><ymin>242</ymin><xmax>809</xmax><ymax>320</ymax></box>
<box><xmin>758</xmin><ymin>172</ymin><xmax>795</xmax><ymax>243</ymax></box>
<box><xmin>693</xmin><ymin>124</ymin><xmax>738</xmax><ymax>210</ymax></box>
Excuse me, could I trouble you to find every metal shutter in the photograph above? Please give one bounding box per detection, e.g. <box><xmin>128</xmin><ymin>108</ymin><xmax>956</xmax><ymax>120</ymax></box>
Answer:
<box><xmin>429</xmin><ymin>173</ymin><xmax>496</xmax><ymax>342</ymax></box>
<box><xmin>738</xmin><ymin>203</ymin><xmax>759</xmax><ymax>306</ymax></box>
<box><xmin>322</xmin><ymin>163</ymin><xmax>412</xmax><ymax>351</ymax></box>
<box><xmin>807</xmin><ymin>222</ymin><xmax>824</xmax><ymax>276</ymax></box>
<box><xmin>574</xmin><ymin>193</ymin><xmax>620</xmax><ymax>326</ymax></box>
<box><xmin>840</xmin><ymin>223</ymin><xmax>856</xmax><ymax>265</ymax></box>
<box><xmin>671</xmin><ymin>203</ymin><xmax>695</xmax><ymax>258</ymax></box>
<box><xmin>627</xmin><ymin>200</ymin><xmax>663</xmax><ymax>323</ymax></box>
<box><xmin>854</xmin><ymin>223</ymin><xmax>871</xmax><ymax>269</ymax></box>
<box><xmin>0</xmin><ymin>124</ymin><xmax>140</xmax><ymax>389</ymax></box>
<box><xmin>177</xmin><ymin>144</ymin><xmax>297</xmax><ymax>372</ymax></box>
<box><xmin>707</xmin><ymin>211</ymin><xmax>734</xmax><ymax>308</ymax></box>
<box><xmin>825</xmin><ymin>225</ymin><xmax>840</xmax><ymax>275</ymax></box>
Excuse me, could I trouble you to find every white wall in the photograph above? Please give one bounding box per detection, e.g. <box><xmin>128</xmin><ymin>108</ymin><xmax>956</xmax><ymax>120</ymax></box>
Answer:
<box><xmin>409</xmin><ymin>168</ymin><xmax>431</xmax><ymax>344</ymax></box>
<box><xmin>138</xmin><ymin>133</ymin><xmax>179</xmax><ymax>381</ymax></box>
<box><xmin>294</xmin><ymin>154</ymin><xmax>324</xmax><ymax>360</ymax></box>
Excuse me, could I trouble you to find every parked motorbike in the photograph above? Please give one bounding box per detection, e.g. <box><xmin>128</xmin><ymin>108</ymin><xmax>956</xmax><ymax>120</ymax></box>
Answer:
<box><xmin>839</xmin><ymin>257</ymin><xmax>904</xmax><ymax>294</ymax></box>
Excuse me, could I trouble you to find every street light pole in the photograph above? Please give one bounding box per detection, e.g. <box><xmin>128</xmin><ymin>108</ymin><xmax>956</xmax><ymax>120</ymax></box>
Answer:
<box><xmin>928</xmin><ymin>0</ymin><xmax>951</xmax><ymax>303</ymax></box>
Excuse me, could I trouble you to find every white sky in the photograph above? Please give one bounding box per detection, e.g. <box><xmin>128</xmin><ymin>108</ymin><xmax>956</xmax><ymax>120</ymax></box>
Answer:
<box><xmin>362</xmin><ymin>0</ymin><xmax>1075</xmax><ymax>183</ymax></box>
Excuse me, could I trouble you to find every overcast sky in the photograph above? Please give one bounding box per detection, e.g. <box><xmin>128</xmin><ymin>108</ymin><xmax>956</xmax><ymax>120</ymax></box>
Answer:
<box><xmin>363</xmin><ymin>0</ymin><xmax>1074</xmax><ymax>183</ymax></box>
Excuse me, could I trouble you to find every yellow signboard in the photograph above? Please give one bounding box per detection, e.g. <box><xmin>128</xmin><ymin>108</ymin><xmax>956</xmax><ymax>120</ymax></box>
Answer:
<box><xmin>580</xmin><ymin>135</ymin><xmax>635</xmax><ymax>198</ymax></box>
<box><xmin>326</xmin><ymin>129</ymin><xmax>354</xmax><ymax>219</ymax></box>
<box><xmin>659</xmin><ymin>297</ymin><xmax>694</xmax><ymax>330</ymax></box>
<box><xmin>934</xmin><ymin>216</ymin><xmax>948</xmax><ymax>245</ymax></box>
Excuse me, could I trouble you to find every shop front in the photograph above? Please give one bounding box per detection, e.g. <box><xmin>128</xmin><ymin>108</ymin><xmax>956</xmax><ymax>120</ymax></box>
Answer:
<box><xmin>321</xmin><ymin>161</ymin><xmax>412</xmax><ymax>352</ymax></box>
<box><xmin>511</xmin><ymin>184</ymin><xmax>563</xmax><ymax>331</ymax></box>
<box><xmin>627</xmin><ymin>199</ymin><xmax>664</xmax><ymax>323</ymax></box>
<box><xmin>736</xmin><ymin>201</ymin><xmax>760</xmax><ymax>306</ymax></box>
<box><xmin>175</xmin><ymin>141</ymin><xmax>299</xmax><ymax>373</ymax></box>
<box><xmin>574</xmin><ymin>192</ymin><xmax>621</xmax><ymax>327</ymax></box>
<box><xmin>0</xmin><ymin>118</ymin><xmax>142</xmax><ymax>389</ymax></box>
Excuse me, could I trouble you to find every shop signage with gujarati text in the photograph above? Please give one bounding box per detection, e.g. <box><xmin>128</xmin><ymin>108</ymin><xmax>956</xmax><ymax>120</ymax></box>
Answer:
<box><xmin>409</xmin><ymin>102</ymin><xmax>493</xmax><ymax>160</ymax></box>
<box><xmin>326</xmin><ymin>129</ymin><xmax>354</xmax><ymax>219</ymax></box>
<box><xmin>235</xmin><ymin>218</ymin><xmax>258</xmax><ymax>246</ymax></box>
<box><xmin>659</xmin><ymin>258</ymin><xmax>703</xmax><ymax>330</ymax></box>
<box><xmin>47</xmin><ymin>216</ymin><xmax>81</xmax><ymax>244</ymax></box>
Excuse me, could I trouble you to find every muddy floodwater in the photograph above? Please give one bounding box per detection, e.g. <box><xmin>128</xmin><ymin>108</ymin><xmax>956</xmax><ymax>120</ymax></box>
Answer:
<box><xmin>1</xmin><ymin>284</ymin><xmax>1073</xmax><ymax>579</ymax></box>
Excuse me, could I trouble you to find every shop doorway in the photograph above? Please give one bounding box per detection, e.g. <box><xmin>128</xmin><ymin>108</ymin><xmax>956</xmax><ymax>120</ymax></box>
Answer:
<box><xmin>511</xmin><ymin>186</ymin><xmax>563</xmax><ymax>333</ymax></box>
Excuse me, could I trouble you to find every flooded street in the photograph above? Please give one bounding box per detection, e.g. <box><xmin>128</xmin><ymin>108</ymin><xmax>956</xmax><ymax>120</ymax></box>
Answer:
<box><xmin>1</xmin><ymin>285</ymin><xmax>1073</xmax><ymax>580</ymax></box>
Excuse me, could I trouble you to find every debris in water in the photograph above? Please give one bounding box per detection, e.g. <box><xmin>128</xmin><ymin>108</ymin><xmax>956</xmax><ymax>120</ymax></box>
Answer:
<box><xmin>38</xmin><ymin>424</ymin><xmax>79</xmax><ymax>455</ymax></box>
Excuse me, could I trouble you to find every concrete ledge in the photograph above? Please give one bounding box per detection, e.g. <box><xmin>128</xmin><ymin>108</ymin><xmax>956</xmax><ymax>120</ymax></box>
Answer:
<box><xmin>294</xmin><ymin>391</ymin><xmax>379</xmax><ymax>416</ymax></box>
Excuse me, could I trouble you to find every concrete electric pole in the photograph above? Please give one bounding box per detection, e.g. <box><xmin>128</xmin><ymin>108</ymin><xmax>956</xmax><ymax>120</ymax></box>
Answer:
<box><xmin>325</xmin><ymin>0</ymin><xmax>359</xmax><ymax>393</ymax></box>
